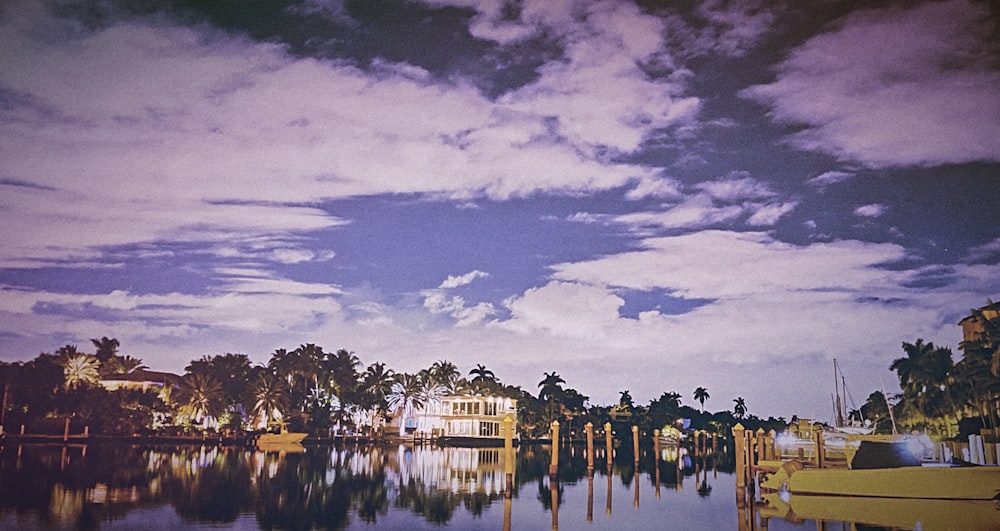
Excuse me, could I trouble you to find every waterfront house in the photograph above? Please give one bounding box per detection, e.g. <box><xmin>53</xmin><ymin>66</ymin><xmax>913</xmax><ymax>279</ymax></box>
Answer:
<box><xmin>958</xmin><ymin>301</ymin><xmax>1000</xmax><ymax>343</ymax></box>
<box><xmin>392</xmin><ymin>394</ymin><xmax>518</xmax><ymax>444</ymax></box>
<box><xmin>99</xmin><ymin>369</ymin><xmax>182</xmax><ymax>394</ymax></box>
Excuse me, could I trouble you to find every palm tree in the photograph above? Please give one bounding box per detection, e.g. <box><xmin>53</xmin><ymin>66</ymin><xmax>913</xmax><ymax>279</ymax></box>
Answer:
<box><xmin>891</xmin><ymin>339</ymin><xmax>957</xmax><ymax>433</ymax></box>
<box><xmin>249</xmin><ymin>371</ymin><xmax>291</xmax><ymax>430</ymax></box>
<box><xmin>619</xmin><ymin>390</ymin><xmax>634</xmax><ymax>409</ymax></box>
<box><xmin>328</xmin><ymin>349</ymin><xmax>361</xmax><ymax>400</ymax></box>
<box><xmin>538</xmin><ymin>372</ymin><xmax>566</xmax><ymax>401</ymax></box>
<box><xmin>693</xmin><ymin>387</ymin><xmax>710</xmax><ymax>412</ymax></box>
<box><xmin>387</xmin><ymin>373</ymin><xmax>426</xmax><ymax>436</ymax></box>
<box><xmin>429</xmin><ymin>360</ymin><xmax>462</xmax><ymax>393</ymax></box>
<box><xmin>469</xmin><ymin>364</ymin><xmax>497</xmax><ymax>394</ymax></box>
<box><xmin>174</xmin><ymin>373</ymin><xmax>225</xmax><ymax>428</ymax></box>
<box><xmin>733</xmin><ymin>397</ymin><xmax>747</xmax><ymax>419</ymax></box>
<box><xmin>362</xmin><ymin>362</ymin><xmax>395</xmax><ymax>430</ymax></box>
<box><xmin>55</xmin><ymin>344</ymin><xmax>80</xmax><ymax>360</ymax></box>
<box><xmin>90</xmin><ymin>336</ymin><xmax>120</xmax><ymax>364</ymax></box>
<box><xmin>538</xmin><ymin>372</ymin><xmax>566</xmax><ymax>424</ymax></box>
<box><xmin>103</xmin><ymin>355</ymin><xmax>147</xmax><ymax>376</ymax></box>
<box><xmin>62</xmin><ymin>354</ymin><xmax>101</xmax><ymax>389</ymax></box>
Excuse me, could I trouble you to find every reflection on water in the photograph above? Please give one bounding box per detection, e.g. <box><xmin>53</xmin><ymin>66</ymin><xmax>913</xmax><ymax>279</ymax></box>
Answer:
<box><xmin>0</xmin><ymin>442</ymin><xmax>988</xmax><ymax>530</ymax></box>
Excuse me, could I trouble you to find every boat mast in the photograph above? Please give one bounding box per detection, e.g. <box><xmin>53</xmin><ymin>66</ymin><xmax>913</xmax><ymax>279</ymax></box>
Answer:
<box><xmin>834</xmin><ymin>359</ymin><xmax>844</xmax><ymax>427</ymax></box>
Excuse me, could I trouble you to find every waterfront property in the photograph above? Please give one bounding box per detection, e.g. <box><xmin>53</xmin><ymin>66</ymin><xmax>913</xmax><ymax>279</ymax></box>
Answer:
<box><xmin>392</xmin><ymin>394</ymin><xmax>519</xmax><ymax>444</ymax></box>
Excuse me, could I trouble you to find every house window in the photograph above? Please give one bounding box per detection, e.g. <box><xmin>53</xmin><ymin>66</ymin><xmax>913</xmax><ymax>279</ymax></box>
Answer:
<box><xmin>480</xmin><ymin>422</ymin><xmax>499</xmax><ymax>437</ymax></box>
<box><xmin>484</xmin><ymin>402</ymin><xmax>497</xmax><ymax>416</ymax></box>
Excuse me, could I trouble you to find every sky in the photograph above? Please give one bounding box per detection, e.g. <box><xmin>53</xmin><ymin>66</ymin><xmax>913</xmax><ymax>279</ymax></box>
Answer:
<box><xmin>1</xmin><ymin>0</ymin><xmax>999</xmax><ymax>419</ymax></box>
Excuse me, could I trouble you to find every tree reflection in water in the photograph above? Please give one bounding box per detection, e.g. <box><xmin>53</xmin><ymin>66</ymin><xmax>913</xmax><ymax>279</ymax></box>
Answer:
<box><xmin>0</xmin><ymin>441</ymin><xmax>737</xmax><ymax>529</ymax></box>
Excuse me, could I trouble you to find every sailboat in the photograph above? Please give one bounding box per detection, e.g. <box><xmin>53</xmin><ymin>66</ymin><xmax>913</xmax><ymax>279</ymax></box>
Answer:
<box><xmin>828</xmin><ymin>359</ymin><xmax>873</xmax><ymax>436</ymax></box>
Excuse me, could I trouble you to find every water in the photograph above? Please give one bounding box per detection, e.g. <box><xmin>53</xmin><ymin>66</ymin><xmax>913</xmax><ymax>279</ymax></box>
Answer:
<box><xmin>0</xmin><ymin>442</ymin><xmax>991</xmax><ymax>530</ymax></box>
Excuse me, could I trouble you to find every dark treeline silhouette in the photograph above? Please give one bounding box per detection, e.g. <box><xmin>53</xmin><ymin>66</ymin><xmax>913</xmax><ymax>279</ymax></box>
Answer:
<box><xmin>2</xmin><ymin>303</ymin><xmax>995</xmax><ymax>441</ymax></box>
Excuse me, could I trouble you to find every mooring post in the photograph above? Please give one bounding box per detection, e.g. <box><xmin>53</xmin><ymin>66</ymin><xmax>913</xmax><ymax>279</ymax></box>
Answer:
<box><xmin>585</xmin><ymin>422</ymin><xmax>594</xmax><ymax>471</ymax></box>
<box><xmin>503</xmin><ymin>415</ymin><xmax>514</xmax><ymax>499</ymax></box>
<box><xmin>632</xmin><ymin>426</ymin><xmax>640</xmax><ymax>464</ymax></box>
<box><xmin>815</xmin><ymin>430</ymin><xmax>825</xmax><ymax>468</ymax></box>
<box><xmin>549</xmin><ymin>420</ymin><xmax>560</xmax><ymax>476</ymax></box>
<box><xmin>732</xmin><ymin>423</ymin><xmax>746</xmax><ymax>489</ymax></box>
<box><xmin>756</xmin><ymin>428</ymin><xmax>766</xmax><ymax>464</ymax></box>
<box><xmin>767</xmin><ymin>429</ymin><xmax>776</xmax><ymax>460</ymax></box>
<box><xmin>604</xmin><ymin>422</ymin><xmax>613</xmax><ymax>470</ymax></box>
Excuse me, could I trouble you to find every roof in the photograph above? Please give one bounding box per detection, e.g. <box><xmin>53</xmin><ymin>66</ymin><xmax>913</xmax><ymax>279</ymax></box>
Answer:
<box><xmin>100</xmin><ymin>369</ymin><xmax>182</xmax><ymax>385</ymax></box>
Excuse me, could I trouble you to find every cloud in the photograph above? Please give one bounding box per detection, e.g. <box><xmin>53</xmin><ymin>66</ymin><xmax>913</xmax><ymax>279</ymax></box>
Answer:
<box><xmin>438</xmin><ymin>270</ymin><xmax>490</xmax><ymax>289</ymax></box>
<box><xmin>747</xmin><ymin>201</ymin><xmax>798</xmax><ymax>226</ymax></box>
<box><xmin>422</xmin><ymin>292</ymin><xmax>496</xmax><ymax>326</ymax></box>
<box><xmin>742</xmin><ymin>0</ymin><xmax>1000</xmax><ymax>167</ymax></box>
<box><xmin>548</xmin><ymin>231</ymin><xmax>909</xmax><ymax>296</ymax></box>
<box><xmin>420</xmin><ymin>270</ymin><xmax>496</xmax><ymax>325</ymax></box>
<box><xmin>0</xmin><ymin>2</ymin><xmax>687</xmax><ymax>271</ymax></box>
<box><xmin>964</xmin><ymin>238</ymin><xmax>1000</xmax><ymax>264</ymax></box>
<box><xmin>612</xmin><ymin>174</ymin><xmax>794</xmax><ymax>230</ymax></box>
<box><xmin>854</xmin><ymin>204</ymin><xmax>887</xmax><ymax>218</ymax></box>
<box><xmin>807</xmin><ymin>170</ymin><xmax>855</xmax><ymax>188</ymax></box>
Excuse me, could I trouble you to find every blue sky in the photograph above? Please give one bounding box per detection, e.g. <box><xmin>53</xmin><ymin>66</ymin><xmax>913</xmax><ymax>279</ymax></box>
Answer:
<box><xmin>1</xmin><ymin>0</ymin><xmax>998</xmax><ymax>418</ymax></box>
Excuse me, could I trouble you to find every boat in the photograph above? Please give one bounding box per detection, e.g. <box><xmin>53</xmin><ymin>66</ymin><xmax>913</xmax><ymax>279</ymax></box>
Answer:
<box><xmin>257</xmin><ymin>431</ymin><xmax>307</xmax><ymax>445</ymax></box>
<box><xmin>759</xmin><ymin>459</ymin><xmax>1000</xmax><ymax>500</ymax></box>
<box><xmin>256</xmin><ymin>441</ymin><xmax>306</xmax><ymax>453</ymax></box>
<box><xmin>758</xmin><ymin>491</ymin><xmax>1000</xmax><ymax>529</ymax></box>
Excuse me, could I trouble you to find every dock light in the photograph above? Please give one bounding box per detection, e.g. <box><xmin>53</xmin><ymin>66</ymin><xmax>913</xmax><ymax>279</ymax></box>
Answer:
<box><xmin>774</xmin><ymin>431</ymin><xmax>798</xmax><ymax>450</ymax></box>
<box><xmin>903</xmin><ymin>434</ymin><xmax>934</xmax><ymax>461</ymax></box>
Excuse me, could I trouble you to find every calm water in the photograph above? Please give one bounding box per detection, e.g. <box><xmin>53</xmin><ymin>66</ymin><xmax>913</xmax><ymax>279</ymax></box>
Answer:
<box><xmin>0</xmin><ymin>442</ymin><xmax>992</xmax><ymax>530</ymax></box>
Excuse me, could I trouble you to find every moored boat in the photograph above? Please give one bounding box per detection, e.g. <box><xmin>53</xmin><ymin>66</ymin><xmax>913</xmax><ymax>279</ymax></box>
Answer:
<box><xmin>759</xmin><ymin>491</ymin><xmax>1000</xmax><ymax>529</ymax></box>
<box><xmin>257</xmin><ymin>431</ymin><xmax>307</xmax><ymax>445</ymax></box>
<box><xmin>760</xmin><ymin>459</ymin><xmax>1000</xmax><ymax>500</ymax></box>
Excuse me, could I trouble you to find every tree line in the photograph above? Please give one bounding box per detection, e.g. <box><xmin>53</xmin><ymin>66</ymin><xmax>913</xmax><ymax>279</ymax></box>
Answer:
<box><xmin>871</xmin><ymin>304</ymin><xmax>1000</xmax><ymax>438</ymax></box>
<box><xmin>6</xmin><ymin>302</ymin><xmax>993</xmax><ymax>442</ymax></box>
<box><xmin>0</xmin><ymin>338</ymin><xmax>782</xmax><ymax>441</ymax></box>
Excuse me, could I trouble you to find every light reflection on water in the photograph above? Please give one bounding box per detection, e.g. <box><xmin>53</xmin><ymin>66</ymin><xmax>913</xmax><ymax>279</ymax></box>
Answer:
<box><xmin>0</xmin><ymin>442</ymin><xmax>987</xmax><ymax>530</ymax></box>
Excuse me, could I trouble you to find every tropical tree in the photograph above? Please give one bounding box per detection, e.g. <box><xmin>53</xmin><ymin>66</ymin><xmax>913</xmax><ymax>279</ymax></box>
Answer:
<box><xmin>328</xmin><ymin>349</ymin><xmax>361</xmax><ymax>403</ymax></box>
<box><xmin>890</xmin><ymin>339</ymin><xmax>957</xmax><ymax>433</ymax></box>
<box><xmin>428</xmin><ymin>360</ymin><xmax>464</xmax><ymax>395</ymax></box>
<box><xmin>956</xmin><ymin>306</ymin><xmax>1000</xmax><ymax>431</ymax></box>
<box><xmin>537</xmin><ymin>372</ymin><xmax>566</xmax><ymax>423</ymax></box>
<box><xmin>361</xmin><ymin>362</ymin><xmax>395</xmax><ymax>430</ymax></box>
<box><xmin>248</xmin><ymin>371</ymin><xmax>291</xmax><ymax>431</ymax></box>
<box><xmin>103</xmin><ymin>355</ymin><xmax>147</xmax><ymax>376</ymax></box>
<box><xmin>647</xmin><ymin>391</ymin><xmax>683</xmax><ymax>432</ymax></box>
<box><xmin>387</xmin><ymin>373</ymin><xmax>426</xmax><ymax>436</ymax></box>
<box><xmin>174</xmin><ymin>373</ymin><xmax>225</xmax><ymax>428</ymax></box>
<box><xmin>90</xmin><ymin>336</ymin><xmax>120</xmax><ymax>364</ymax></box>
<box><xmin>538</xmin><ymin>372</ymin><xmax>565</xmax><ymax>402</ymax></box>
<box><xmin>618</xmin><ymin>390</ymin><xmax>634</xmax><ymax>410</ymax></box>
<box><xmin>469</xmin><ymin>364</ymin><xmax>497</xmax><ymax>394</ymax></box>
<box><xmin>732</xmin><ymin>397</ymin><xmax>747</xmax><ymax>419</ymax></box>
<box><xmin>55</xmin><ymin>344</ymin><xmax>81</xmax><ymax>360</ymax></box>
<box><xmin>186</xmin><ymin>353</ymin><xmax>253</xmax><ymax>430</ymax></box>
<box><xmin>62</xmin><ymin>354</ymin><xmax>101</xmax><ymax>390</ymax></box>
<box><xmin>693</xmin><ymin>387</ymin><xmax>710</xmax><ymax>412</ymax></box>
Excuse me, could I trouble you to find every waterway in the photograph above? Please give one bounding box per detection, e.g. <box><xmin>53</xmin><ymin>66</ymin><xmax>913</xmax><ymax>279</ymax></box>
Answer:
<box><xmin>0</xmin><ymin>442</ymin><xmax>990</xmax><ymax>530</ymax></box>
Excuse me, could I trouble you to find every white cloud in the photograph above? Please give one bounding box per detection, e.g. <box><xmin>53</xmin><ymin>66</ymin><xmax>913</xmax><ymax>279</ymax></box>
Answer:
<box><xmin>613</xmin><ymin>174</ymin><xmax>793</xmax><ymax>230</ymax></box>
<box><xmin>615</xmin><ymin>195</ymin><xmax>744</xmax><ymax>230</ymax></box>
<box><xmin>422</xmin><ymin>292</ymin><xmax>496</xmax><ymax>326</ymax></box>
<box><xmin>808</xmin><ymin>170</ymin><xmax>855</xmax><ymax>188</ymax></box>
<box><xmin>742</xmin><ymin>0</ymin><xmax>1000</xmax><ymax>167</ymax></box>
<box><xmin>747</xmin><ymin>201</ymin><xmax>798</xmax><ymax>226</ymax></box>
<box><xmin>625</xmin><ymin>176</ymin><xmax>683</xmax><ymax>200</ymax></box>
<box><xmin>439</xmin><ymin>270</ymin><xmax>490</xmax><ymax>289</ymax></box>
<box><xmin>854</xmin><ymin>204</ymin><xmax>887</xmax><ymax>218</ymax></box>
<box><xmin>0</xmin><ymin>2</ymin><xmax>686</xmax><ymax>271</ymax></box>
